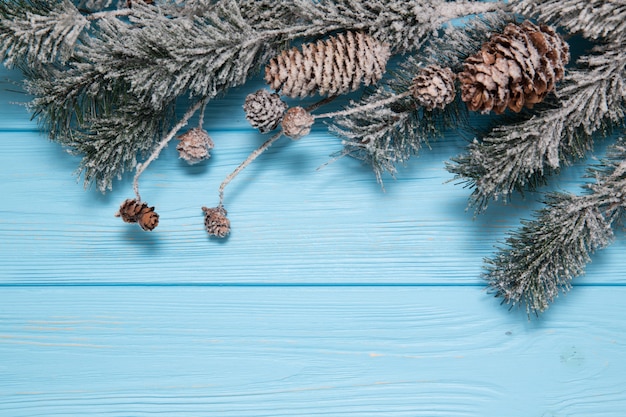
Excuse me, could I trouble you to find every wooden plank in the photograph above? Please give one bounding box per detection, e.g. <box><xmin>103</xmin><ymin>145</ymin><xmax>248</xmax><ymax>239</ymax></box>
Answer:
<box><xmin>1</xmin><ymin>286</ymin><xmax>624</xmax><ymax>416</ymax></box>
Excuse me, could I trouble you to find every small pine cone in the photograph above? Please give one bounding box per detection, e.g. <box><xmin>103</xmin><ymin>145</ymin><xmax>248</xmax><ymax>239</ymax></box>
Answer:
<box><xmin>265</xmin><ymin>31</ymin><xmax>390</xmax><ymax>98</ymax></box>
<box><xmin>459</xmin><ymin>20</ymin><xmax>570</xmax><ymax>114</ymax></box>
<box><xmin>202</xmin><ymin>206</ymin><xmax>230</xmax><ymax>238</ymax></box>
<box><xmin>281</xmin><ymin>106</ymin><xmax>314</xmax><ymax>140</ymax></box>
<box><xmin>177</xmin><ymin>128</ymin><xmax>214</xmax><ymax>165</ymax></box>
<box><xmin>409</xmin><ymin>65</ymin><xmax>457</xmax><ymax>110</ymax></box>
<box><xmin>243</xmin><ymin>89</ymin><xmax>288</xmax><ymax>133</ymax></box>
<box><xmin>115</xmin><ymin>199</ymin><xmax>159</xmax><ymax>231</ymax></box>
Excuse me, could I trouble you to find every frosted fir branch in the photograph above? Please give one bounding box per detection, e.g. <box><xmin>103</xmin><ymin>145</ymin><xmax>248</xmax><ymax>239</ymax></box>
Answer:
<box><xmin>23</xmin><ymin>61</ymin><xmax>130</xmax><ymax>142</ymax></box>
<box><xmin>84</xmin><ymin>0</ymin><xmax>322</xmax><ymax>111</ymax></box>
<box><xmin>84</xmin><ymin>0</ymin><xmax>506</xmax><ymax>111</ymax></box>
<box><xmin>512</xmin><ymin>0</ymin><xmax>626</xmax><ymax>42</ymax></box>
<box><xmin>0</xmin><ymin>0</ymin><xmax>89</xmax><ymax>67</ymax></box>
<box><xmin>420</xmin><ymin>10</ymin><xmax>514</xmax><ymax>71</ymax></box>
<box><xmin>293</xmin><ymin>0</ymin><xmax>506</xmax><ymax>54</ymax></box>
<box><xmin>330</xmin><ymin>85</ymin><xmax>467</xmax><ymax>183</ymax></box>
<box><xmin>448</xmin><ymin>41</ymin><xmax>626</xmax><ymax>213</ymax></box>
<box><xmin>67</xmin><ymin>99</ymin><xmax>174</xmax><ymax>193</ymax></box>
<box><xmin>486</xmin><ymin>135</ymin><xmax>626</xmax><ymax>316</ymax></box>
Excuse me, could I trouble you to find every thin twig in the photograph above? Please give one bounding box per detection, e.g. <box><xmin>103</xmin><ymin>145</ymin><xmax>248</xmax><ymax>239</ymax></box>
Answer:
<box><xmin>198</xmin><ymin>100</ymin><xmax>208</xmax><ymax>128</ymax></box>
<box><xmin>133</xmin><ymin>97</ymin><xmax>209</xmax><ymax>201</ymax></box>
<box><xmin>306</xmin><ymin>95</ymin><xmax>338</xmax><ymax>112</ymax></box>
<box><xmin>313</xmin><ymin>91</ymin><xmax>411</xmax><ymax>119</ymax></box>
<box><xmin>218</xmin><ymin>130</ymin><xmax>284</xmax><ymax>206</ymax></box>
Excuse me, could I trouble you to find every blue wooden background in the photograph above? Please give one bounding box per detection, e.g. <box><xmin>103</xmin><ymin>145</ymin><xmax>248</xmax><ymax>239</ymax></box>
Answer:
<box><xmin>1</xmin><ymin>56</ymin><xmax>625</xmax><ymax>416</ymax></box>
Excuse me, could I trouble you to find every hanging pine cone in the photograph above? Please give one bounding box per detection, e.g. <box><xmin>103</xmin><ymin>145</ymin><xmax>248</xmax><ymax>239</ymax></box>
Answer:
<box><xmin>281</xmin><ymin>106</ymin><xmax>314</xmax><ymax>140</ymax></box>
<box><xmin>458</xmin><ymin>20</ymin><xmax>570</xmax><ymax>114</ymax></box>
<box><xmin>176</xmin><ymin>128</ymin><xmax>214</xmax><ymax>165</ymax></box>
<box><xmin>243</xmin><ymin>89</ymin><xmax>288</xmax><ymax>133</ymax></box>
<box><xmin>265</xmin><ymin>31</ymin><xmax>390</xmax><ymax>98</ymax></box>
<box><xmin>409</xmin><ymin>65</ymin><xmax>457</xmax><ymax>110</ymax></box>
<box><xmin>115</xmin><ymin>198</ymin><xmax>159</xmax><ymax>231</ymax></box>
<box><xmin>202</xmin><ymin>206</ymin><xmax>230</xmax><ymax>238</ymax></box>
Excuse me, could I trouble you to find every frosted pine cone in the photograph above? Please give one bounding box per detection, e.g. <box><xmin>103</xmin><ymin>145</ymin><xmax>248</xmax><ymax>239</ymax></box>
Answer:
<box><xmin>176</xmin><ymin>128</ymin><xmax>214</xmax><ymax>165</ymax></box>
<box><xmin>115</xmin><ymin>198</ymin><xmax>159</xmax><ymax>231</ymax></box>
<box><xmin>243</xmin><ymin>89</ymin><xmax>288</xmax><ymax>133</ymax></box>
<box><xmin>409</xmin><ymin>65</ymin><xmax>457</xmax><ymax>110</ymax></box>
<box><xmin>202</xmin><ymin>206</ymin><xmax>230</xmax><ymax>238</ymax></box>
<box><xmin>265</xmin><ymin>31</ymin><xmax>390</xmax><ymax>98</ymax></box>
<box><xmin>459</xmin><ymin>21</ymin><xmax>570</xmax><ymax>114</ymax></box>
<box><xmin>281</xmin><ymin>107</ymin><xmax>314</xmax><ymax>139</ymax></box>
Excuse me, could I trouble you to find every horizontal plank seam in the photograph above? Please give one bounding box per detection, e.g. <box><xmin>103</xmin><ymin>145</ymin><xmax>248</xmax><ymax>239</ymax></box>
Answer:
<box><xmin>0</xmin><ymin>282</ymin><xmax>622</xmax><ymax>288</ymax></box>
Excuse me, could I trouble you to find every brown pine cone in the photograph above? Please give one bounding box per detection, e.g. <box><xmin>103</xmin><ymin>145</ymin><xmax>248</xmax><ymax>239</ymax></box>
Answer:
<box><xmin>243</xmin><ymin>89</ymin><xmax>288</xmax><ymax>133</ymax></box>
<box><xmin>281</xmin><ymin>106</ymin><xmax>314</xmax><ymax>140</ymax></box>
<box><xmin>459</xmin><ymin>20</ymin><xmax>570</xmax><ymax>114</ymax></box>
<box><xmin>265</xmin><ymin>31</ymin><xmax>390</xmax><ymax>98</ymax></box>
<box><xmin>409</xmin><ymin>65</ymin><xmax>457</xmax><ymax>110</ymax></box>
<box><xmin>177</xmin><ymin>128</ymin><xmax>214</xmax><ymax>165</ymax></box>
<box><xmin>115</xmin><ymin>199</ymin><xmax>159</xmax><ymax>231</ymax></box>
<box><xmin>202</xmin><ymin>206</ymin><xmax>230</xmax><ymax>238</ymax></box>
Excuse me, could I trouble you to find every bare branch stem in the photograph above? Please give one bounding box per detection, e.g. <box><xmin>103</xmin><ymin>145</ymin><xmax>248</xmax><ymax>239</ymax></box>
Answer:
<box><xmin>218</xmin><ymin>130</ymin><xmax>284</xmax><ymax>206</ymax></box>
<box><xmin>313</xmin><ymin>91</ymin><xmax>411</xmax><ymax>119</ymax></box>
<box><xmin>133</xmin><ymin>97</ymin><xmax>208</xmax><ymax>201</ymax></box>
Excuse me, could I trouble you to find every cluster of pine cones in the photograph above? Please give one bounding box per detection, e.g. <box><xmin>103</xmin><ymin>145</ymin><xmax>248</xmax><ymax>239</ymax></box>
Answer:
<box><xmin>244</xmin><ymin>20</ymin><xmax>570</xmax><ymax>138</ymax></box>
<box><xmin>118</xmin><ymin>21</ymin><xmax>570</xmax><ymax>236</ymax></box>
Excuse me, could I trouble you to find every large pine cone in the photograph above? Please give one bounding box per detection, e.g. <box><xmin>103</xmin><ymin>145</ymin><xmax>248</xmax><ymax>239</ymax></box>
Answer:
<box><xmin>459</xmin><ymin>21</ymin><xmax>570</xmax><ymax>114</ymax></box>
<box><xmin>265</xmin><ymin>31</ymin><xmax>390</xmax><ymax>98</ymax></box>
<box><xmin>409</xmin><ymin>65</ymin><xmax>457</xmax><ymax>111</ymax></box>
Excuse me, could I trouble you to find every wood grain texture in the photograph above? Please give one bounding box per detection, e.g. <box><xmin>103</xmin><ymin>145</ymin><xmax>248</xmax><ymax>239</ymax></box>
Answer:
<box><xmin>1</xmin><ymin>287</ymin><xmax>625</xmax><ymax>417</ymax></box>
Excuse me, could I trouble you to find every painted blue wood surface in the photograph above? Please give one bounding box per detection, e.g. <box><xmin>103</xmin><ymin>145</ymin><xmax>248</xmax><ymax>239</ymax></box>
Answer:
<box><xmin>1</xmin><ymin>54</ymin><xmax>625</xmax><ymax>417</ymax></box>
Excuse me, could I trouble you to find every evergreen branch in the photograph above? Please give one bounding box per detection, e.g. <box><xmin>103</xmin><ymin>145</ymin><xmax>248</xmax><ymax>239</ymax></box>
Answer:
<box><xmin>512</xmin><ymin>0</ymin><xmax>626</xmax><ymax>42</ymax></box>
<box><xmin>86</xmin><ymin>0</ymin><xmax>278</xmax><ymax>110</ymax></box>
<box><xmin>67</xmin><ymin>99</ymin><xmax>174</xmax><ymax>193</ymax></box>
<box><xmin>23</xmin><ymin>61</ymin><xmax>127</xmax><ymax>141</ymax></box>
<box><xmin>486</xmin><ymin>135</ymin><xmax>626</xmax><ymax>316</ymax></box>
<box><xmin>420</xmin><ymin>10</ymin><xmax>514</xmax><ymax>71</ymax></box>
<box><xmin>0</xmin><ymin>0</ymin><xmax>88</xmax><ymax>66</ymax></box>
<box><xmin>86</xmin><ymin>0</ymin><xmax>505</xmax><ymax>111</ymax></box>
<box><xmin>447</xmin><ymin>41</ymin><xmax>626</xmax><ymax>213</ymax></box>
<box><xmin>331</xmin><ymin>87</ymin><xmax>468</xmax><ymax>183</ymax></box>
<box><xmin>295</xmin><ymin>0</ymin><xmax>505</xmax><ymax>54</ymax></box>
